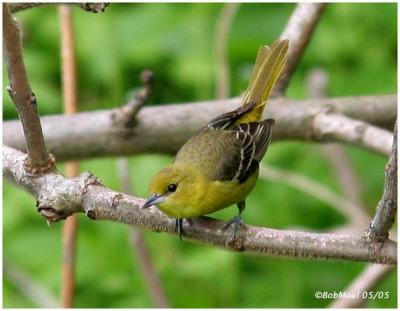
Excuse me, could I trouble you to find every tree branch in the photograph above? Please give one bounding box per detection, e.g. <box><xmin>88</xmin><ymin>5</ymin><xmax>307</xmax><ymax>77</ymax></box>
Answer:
<box><xmin>9</xmin><ymin>3</ymin><xmax>109</xmax><ymax>14</ymax></box>
<box><xmin>111</xmin><ymin>70</ymin><xmax>154</xmax><ymax>130</ymax></box>
<box><xmin>3</xmin><ymin>3</ymin><xmax>54</xmax><ymax>173</ymax></box>
<box><xmin>366</xmin><ymin>121</ymin><xmax>397</xmax><ymax>241</ymax></box>
<box><xmin>273</xmin><ymin>3</ymin><xmax>326</xmax><ymax>95</ymax></box>
<box><xmin>4</xmin><ymin>95</ymin><xmax>396</xmax><ymax>161</ymax></box>
<box><xmin>313</xmin><ymin>113</ymin><xmax>392</xmax><ymax>156</ymax></box>
<box><xmin>3</xmin><ymin>145</ymin><xmax>396</xmax><ymax>264</ymax></box>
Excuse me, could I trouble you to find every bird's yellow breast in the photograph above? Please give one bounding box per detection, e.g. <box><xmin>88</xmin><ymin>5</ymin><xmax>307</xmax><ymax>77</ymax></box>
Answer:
<box><xmin>157</xmin><ymin>167</ymin><xmax>259</xmax><ymax>218</ymax></box>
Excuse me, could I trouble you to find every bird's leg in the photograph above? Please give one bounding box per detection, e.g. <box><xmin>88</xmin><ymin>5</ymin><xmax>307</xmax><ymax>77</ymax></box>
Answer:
<box><xmin>222</xmin><ymin>201</ymin><xmax>246</xmax><ymax>241</ymax></box>
<box><xmin>175</xmin><ymin>218</ymin><xmax>184</xmax><ymax>241</ymax></box>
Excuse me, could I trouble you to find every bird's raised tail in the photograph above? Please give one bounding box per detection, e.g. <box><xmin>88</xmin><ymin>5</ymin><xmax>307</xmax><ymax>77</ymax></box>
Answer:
<box><xmin>236</xmin><ymin>39</ymin><xmax>288</xmax><ymax>124</ymax></box>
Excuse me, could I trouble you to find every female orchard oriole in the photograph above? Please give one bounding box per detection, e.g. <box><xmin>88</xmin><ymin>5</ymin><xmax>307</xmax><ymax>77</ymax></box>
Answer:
<box><xmin>143</xmin><ymin>40</ymin><xmax>288</xmax><ymax>239</ymax></box>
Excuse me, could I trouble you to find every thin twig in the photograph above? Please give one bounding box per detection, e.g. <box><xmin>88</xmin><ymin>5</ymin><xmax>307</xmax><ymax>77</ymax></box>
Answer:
<box><xmin>3</xmin><ymin>3</ymin><xmax>54</xmax><ymax>173</ymax></box>
<box><xmin>273</xmin><ymin>3</ymin><xmax>326</xmax><ymax>95</ymax></box>
<box><xmin>111</xmin><ymin>70</ymin><xmax>154</xmax><ymax>130</ymax></box>
<box><xmin>366</xmin><ymin>121</ymin><xmax>397</xmax><ymax>241</ymax></box>
<box><xmin>259</xmin><ymin>165</ymin><xmax>370</xmax><ymax>230</ymax></box>
<box><xmin>213</xmin><ymin>3</ymin><xmax>240</xmax><ymax>99</ymax></box>
<box><xmin>3</xmin><ymin>145</ymin><xmax>397</xmax><ymax>264</ymax></box>
<box><xmin>117</xmin><ymin>158</ymin><xmax>169</xmax><ymax>308</ymax></box>
<box><xmin>4</xmin><ymin>95</ymin><xmax>396</xmax><ymax>161</ymax></box>
<box><xmin>59</xmin><ymin>5</ymin><xmax>79</xmax><ymax>307</ymax></box>
<box><xmin>9</xmin><ymin>3</ymin><xmax>109</xmax><ymax>14</ymax></box>
<box><xmin>330</xmin><ymin>264</ymin><xmax>394</xmax><ymax>308</ymax></box>
<box><xmin>4</xmin><ymin>261</ymin><xmax>59</xmax><ymax>308</ymax></box>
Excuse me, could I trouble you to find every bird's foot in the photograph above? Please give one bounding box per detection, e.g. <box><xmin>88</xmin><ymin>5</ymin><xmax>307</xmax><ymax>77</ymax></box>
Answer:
<box><xmin>175</xmin><ymin>218</ymin><xmax>184</xmax><ymax>241</ymax></box>
<box><xmin>222</xmin><ymin>215</ymin><xmax>245</xmax><ymax>242</ymax></box>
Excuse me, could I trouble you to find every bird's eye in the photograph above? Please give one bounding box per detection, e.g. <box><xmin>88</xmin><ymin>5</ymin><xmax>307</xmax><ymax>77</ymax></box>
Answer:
<box><xmin>168</xmin><ymin>183</ymin><xmax>177</xmax><ymax>193</ymax></box>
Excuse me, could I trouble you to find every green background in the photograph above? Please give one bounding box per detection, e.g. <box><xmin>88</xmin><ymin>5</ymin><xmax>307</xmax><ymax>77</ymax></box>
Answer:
<box><xmin>3</xmin><ymin>3</ymin><xmax>397</xmax><ymax>308</ymax></box>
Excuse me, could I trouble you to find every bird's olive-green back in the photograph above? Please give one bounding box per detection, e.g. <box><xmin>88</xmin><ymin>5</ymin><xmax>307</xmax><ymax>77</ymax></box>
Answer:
<box><xmin>174</xmin><ymin>127</ymin><xmax>242</xmax><ymax>182</ymax></box>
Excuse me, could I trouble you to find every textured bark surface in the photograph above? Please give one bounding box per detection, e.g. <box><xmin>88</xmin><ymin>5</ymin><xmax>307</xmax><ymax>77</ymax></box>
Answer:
<box><xmin>3</xmin><ymin>3</ymin><xmax>51</xmax><ymax>171</ymax></box>
<box><xmin>4</xmin><ymin>95</ymin><xmax>396</xmax><ymax>161</ymax></box>
<box><xmin>367</xmin><ymin>122</ymin><xmax>397</xmax><ymax>241</ymax></box>
<box><xmin>3</xmin><ymin>146</ymin><xmax>397</xmax><ymax>264</ymax></box>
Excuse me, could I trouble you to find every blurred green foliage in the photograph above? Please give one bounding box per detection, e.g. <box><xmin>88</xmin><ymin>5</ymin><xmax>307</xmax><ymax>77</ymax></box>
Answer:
<box><xmin>3</xmin><ymin>3</ymin><xmax>397</xmax><ymax>308</ymax></box>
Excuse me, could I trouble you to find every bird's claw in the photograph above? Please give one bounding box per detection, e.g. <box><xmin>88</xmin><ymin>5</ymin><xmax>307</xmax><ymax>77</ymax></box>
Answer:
<box><xmin>222</xmin><ymin>215</ymin><xmax>245</xmax><ymax>241</ymax></box>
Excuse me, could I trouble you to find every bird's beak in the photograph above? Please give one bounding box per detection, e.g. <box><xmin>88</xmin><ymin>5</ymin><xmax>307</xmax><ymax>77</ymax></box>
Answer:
<box><xmin>142</xmin><ymin>193</ymin><xmax>166</xmax><ymax>209</ymax></box>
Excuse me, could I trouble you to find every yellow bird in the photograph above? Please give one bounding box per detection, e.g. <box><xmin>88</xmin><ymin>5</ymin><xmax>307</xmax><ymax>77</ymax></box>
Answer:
<box><xmin>143</xmin><ymin>40</ymin><xmax>288</xmax><ymax>239</ymax></box>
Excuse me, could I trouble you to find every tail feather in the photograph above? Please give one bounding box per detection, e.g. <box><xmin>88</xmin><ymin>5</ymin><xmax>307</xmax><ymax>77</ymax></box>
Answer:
<box><xmin>245</xmin><ymin>45</ymin><xmax>270</xmax><ymax>94</ymax></box>
<box><xmin>237</xmin><ymin>40</ymin><xmax>288</xmax><ymax>124</ymax></box>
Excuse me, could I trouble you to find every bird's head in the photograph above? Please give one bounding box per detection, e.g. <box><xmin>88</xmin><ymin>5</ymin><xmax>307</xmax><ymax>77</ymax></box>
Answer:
<box><xmin>143</xmin><ymin>164</ymin><xmax>203</xmax><ymax>217</ymax></box>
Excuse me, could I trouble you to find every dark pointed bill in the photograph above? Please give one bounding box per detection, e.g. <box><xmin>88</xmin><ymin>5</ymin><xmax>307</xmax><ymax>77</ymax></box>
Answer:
<box><xmin>142</xmin><ymin>193</ymin><xmax>165</xmax><ymax>209</ymax></box>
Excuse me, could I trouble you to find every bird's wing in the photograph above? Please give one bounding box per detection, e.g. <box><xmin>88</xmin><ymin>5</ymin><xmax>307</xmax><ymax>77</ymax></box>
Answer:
<box><xmin>226</xmin><ymin>119</ymin><xmax>274</xmax><ymax>182</ymax></box>
<box><xmin>207</xmin><ymin>101</ymin><xmax>256</xmax><ymax>130</ymax></box>
<box><xmin>175</xmin><ymin>119</ymin><xmax>273</xmax><ymax>183</ymax></box>
<box><xmin>228</xmin><ymin>129</ymin><xmax>257</xmax><ymax>183</ymax></box>
<box><xmin>237</xmin><ymin>119</ymin><xmax>274</xmax><ymax>162</ymax></box>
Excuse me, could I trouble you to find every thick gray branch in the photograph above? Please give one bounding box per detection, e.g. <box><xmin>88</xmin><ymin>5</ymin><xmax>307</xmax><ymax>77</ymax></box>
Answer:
<box><xmin>366</xmin><ymin>121</ymin><xmax>397</xmax><ymax>241</ymax></box>
<box><xmin>3</xmin><ymin>146</ymin><xmax>397</xmax><ymax>264</ymax></box>
<box><xmin>9</xmin><ymin>3</ymin><xmax>109</xmax><ymax>14</ymax></box>
<box><xmin>274</xmin><ymin>3</ymin><xmax>326</xmax><ymax>94</ymax></box>
<box><xmin>313</xmin><ymin>113</ymin><xmax>392</xmax><ymax>156</ymax></box>
<box><xmin>3</xmin><ymin>3</ymin><xmax>52</xmax><ymax>172</ymax></box>
<box><xmin>3</xmin><ymin>95</ymin><xmax>396</xmax><ymax>161</ymax></box>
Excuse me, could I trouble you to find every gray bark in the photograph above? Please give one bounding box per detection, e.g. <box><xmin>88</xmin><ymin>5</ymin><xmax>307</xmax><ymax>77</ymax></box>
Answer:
<box><xmin>4</xmin><ymin>95</ymin><xmax>396</xmax><ymax>161</ymax></box>
<box><xmin>3</xmin><ymin>145</ymin><xmax>397</xmax><ymax>264</ymax></box>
